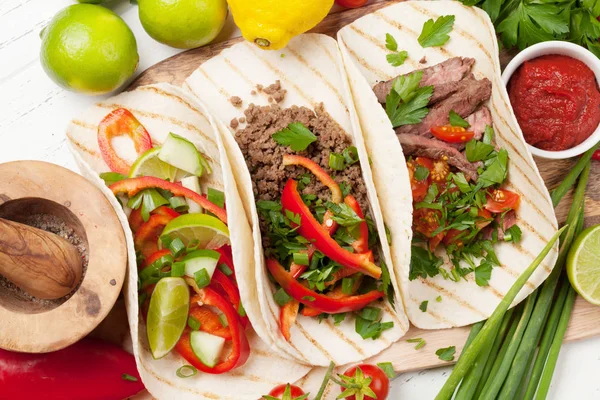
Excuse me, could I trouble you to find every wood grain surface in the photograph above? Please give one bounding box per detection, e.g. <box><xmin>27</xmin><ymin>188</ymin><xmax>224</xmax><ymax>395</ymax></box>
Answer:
<box><xmin>126</xmin><ymin>0</ymin><xmax>600</xmax><ymax>373</ymax></box>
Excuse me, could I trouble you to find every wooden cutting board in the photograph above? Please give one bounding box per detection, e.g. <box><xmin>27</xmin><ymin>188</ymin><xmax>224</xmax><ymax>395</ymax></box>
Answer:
<box><xmin>127</xmin><ymin>0</ymin><xmax>600</xmax><ymax>373</ymax></box>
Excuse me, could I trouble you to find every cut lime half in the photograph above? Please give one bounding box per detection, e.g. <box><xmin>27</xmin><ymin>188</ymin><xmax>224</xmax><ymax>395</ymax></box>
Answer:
<box><xmin>567</xmin><ymin>224</ymin><xmax>600</xmax><ymax>306</ymax></box>
<box><xmin>160</xmin><ymin>213</ymin><xmax>230</xmax><ymax>250</ymax></box>
<box><xmin>129</xmin><ymin>147</ymin><xmax>178</xmax><ymax>181</ymax></box>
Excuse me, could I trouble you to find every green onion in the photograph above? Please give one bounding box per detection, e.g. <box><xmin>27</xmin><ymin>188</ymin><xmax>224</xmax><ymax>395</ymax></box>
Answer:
<box><xmin>550</xmin><ymin>143</ymin><xmax>598</xmax><ymax>207</ymax></box>
<box><xmin>140</xmin><ymin>189</ymin><xmax>170</xmax><ymax>221</ymax></box>
<box><xmin>218</xmin><ymin>263</ymin><xmax>233</xmax><ymax>276</ymax></box>
<box><xmin>302</xmin><ymin>296</ymin><xmax>316</xmax><ymax>302</ymax></box>
<box><xmin>207</xmin><ymin>188</ymin><xmax>225</xmax><ymax>208</ymax></box>
<box><xmin>343</xmin><ymin>146</ymin><xmax>359</xmax><ymax>165</ymax></box>
<box><xmin>314</xmin><ymin>361</ymin><xmax>336</xmax><ymax>400</ymax></box>
<box><xmin>194</xmin><ymin>268</ymin><xmax>210</xmax><ymax>289</ymax></box>
<box><xmin>359</xmin><ymin>306</ymin><xmax>381</xmax><ymax>321</ymax></box>
<box><xmin>121</xmin><ymin>373</ymin><xmax>138</xmax><ymax>382</ymax></box>
<box><xmin>219</xmin><ymin>313</ymin><xmax>228</xmax><ymax>327</ymax></box>
<box><xmin>238</xmin><ymin>303</ymin><xmax>246</xmax><ymax>318</ymax></box>
<box><xmin>457</xmin><ymin>320</ymin><xmax>484</xmax><ymax>364</ymax></box>
<box><xmin>329</xmin><ymin>152</ymin><xmax>346</xmax><ymax>171</ymax></box>
<box><xmin>169</xmin><ymin>196</ymin><xmax>189</xmax><ymax>212</ymax></box>
<box><xmin>188</xmin><ymin>316</ymin><xmax>201</xmax><ymax>331</ymax></box>
<box><xmin>341</xmin><ymin>277</ymin><xmax>355</xmax><ymax>295</ymax></box>
<box><xmin>434</xmin><ymin>225</ymin><xmax>566</xmax><ymax>400</ymax></box>
<box><xmin>293</xmin><ymin>252</ymin><xmax>309</xmax><ymax>266</ymax></box>
<box><xmin>274</xmin><ymin>288</ymin><xmax>292</xmax><ymax>306</ymax></box>
<box><xmin>169</xmin><ymin>238</ymin><xmax>186</xmax><ymax>257</ymax></box>
<box><xmin>186</xmin><ymin>239</ymin><xmax>201</xmax><ymax>251</ymax></box>
<box><xmin>170</xmin><ymin>262</ymin><xmax>185</xmax><ymax>277</ymax></box>
<box><xmin>176</xmin><ymin>365</ymin><xmax>197</xmax><ymax>378</ymax></box>
<box><xmin>160</xmin><ymin>235</ymin><xmax>173</xmax><ymax>248</ymax></box>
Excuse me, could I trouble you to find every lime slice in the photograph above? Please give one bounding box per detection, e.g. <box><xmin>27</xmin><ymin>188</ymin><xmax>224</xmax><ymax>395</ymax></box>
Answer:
<box><xmin>567</xmin><ymin>224</ymin><xmax>600</xmax><ymax>305</ymax></box>
<box><xmin>146</xmin><ymin>277</ymin><xmax>190</xmax><ymax>359</ymax></box>
<box><xmin>129</xmin><ymin>147</ymin><xmax>178</xmax><ymax>181</ymax></box>
<box><xmin>160</xmin><ymin>213</ymin><xmax>230</xmax><ymax>250</ymax></box>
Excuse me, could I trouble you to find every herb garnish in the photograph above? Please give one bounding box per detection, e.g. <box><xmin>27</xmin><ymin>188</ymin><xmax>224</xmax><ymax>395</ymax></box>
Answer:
<box><xmin>407</xmin><ymin>337</ymin><xmax>426</xmax><ymax>350</ymax></box>
<box><xmin>272</xmin><ymin>122</ymin><xmax>317</xmax><ymax>151</ymax></box>
<box><xmin>436</xmin><ymin>346</ymin><xmax>456</xmax><ymax>361</ymax></box>
<box><xmin>377</xmin><ymin>362</ymin><xmax>396</xmax><ymax>378</ymax></box>
<box><xmin>386</xmin><ymin>71</ymin><xmax>433</xmax><ymax>128</ymax></box>
<box><xmin>449</xmin><ymin>110</ymin><xmax>470</xmax><ymax>128</ymax></box>
<box><xmin>419</xmin><ymin>300</ymin><xmax>429</xmax><ymax>312</ymax></box>
<box><xmin>418</xmin><ymin>15</ymin><xmax>456</xmax><ymax>48</ymax></box>
<box><xmin>385</xmin><ymin>33</ymin><xmax>409</xmax><ymax>66</ymax></box>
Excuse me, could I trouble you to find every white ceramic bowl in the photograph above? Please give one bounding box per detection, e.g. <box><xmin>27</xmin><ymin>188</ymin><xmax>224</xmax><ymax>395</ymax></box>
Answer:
<box><xmin>502</xmin><ymin>41</ymin><xmax>600</xmax><ymax>159</ymax></box>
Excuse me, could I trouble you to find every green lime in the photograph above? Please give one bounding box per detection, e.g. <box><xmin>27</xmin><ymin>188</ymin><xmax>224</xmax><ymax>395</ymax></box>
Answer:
<box><xmin>129</xmin><ymin>147</ymin><xmax>178</xmax><ymax>180</ymax></box>
<box><xmin>40</xmin><ymin>4</ymin><xmax>138</xmax><ymax>95</ymax></box>
<box><xmin>160</xmin><ymin>213</ymin><xmax>230</xmax><ymax>250</ymax></box>
<box><xmin>146</xmin><ymin>277</ymin><xmax>190</xmax><ymax>359</ymax></box>
<box><xmin>567</xmin><ymin>224</ymin><xmax>600</xmax><ymax>306</ymax></box>
<box><xmin>138</xmin><ymin>0</ymin><xmax>228</xmax><ymax>49</ymax></box>
<box><xmin>76</xmin><ymin>0</ymin><xmax>104</xmax><ymax>3</ymax></box>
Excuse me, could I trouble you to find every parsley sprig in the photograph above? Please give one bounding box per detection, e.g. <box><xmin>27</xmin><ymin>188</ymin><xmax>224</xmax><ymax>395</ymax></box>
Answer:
<box><xmin>385</xmin><ymin>70</ymin><xmax>433</xmax><ymax>127</ymax></box>
<box><xmin>385</xmin><ymin>33</ymin><xmax>409</xmax><ymax>66</ymax></box>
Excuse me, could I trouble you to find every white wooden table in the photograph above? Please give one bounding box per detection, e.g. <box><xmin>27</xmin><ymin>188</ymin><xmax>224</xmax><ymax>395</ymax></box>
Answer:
<box><xmin>1</xmin><ymin>1</ymin><xmax>599</xmax><ymax>398</ymax></box>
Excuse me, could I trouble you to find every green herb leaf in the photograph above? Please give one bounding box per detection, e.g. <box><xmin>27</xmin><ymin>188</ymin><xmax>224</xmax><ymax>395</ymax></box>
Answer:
<box><xmin>302</xmin><ymin>296</ymin><xmax>316</xmax><ymax>302</ymax></box>
<box><xmin>504</xmin><ymin>224</ymin><xmax>523</xmax><ymax>243</ymax></box>
<box><xmin>100</xmin><ymin>172</ymin><xmax>126</xmax><ymax>186</ymax></box>
<box><xmin>385</xmin><ymin>33</ymin><xmax>398</xmax><ymax>51</ymax></box>
<box><xmin>436</xmin><ymin>295</ymin><xmax>442</xmax><ymax>302</ymax></box>
<box><xmin>333</xmin><ymin>313</ymin><xmax>347</xmax><ymax>325</ymax></box>
<box><xmin>329</xmin><ymin>152</ymin><xmax>346</xmax><ymax>171</ymax></box>
<box><xmin>218</xmin><ymin>263</ymin><xmax>233</xmax><ymax>276</ymax></box>
<box><xmin>187</xmin><ymin>316</ymin><xmax>201</xmax><ymax>331</ymax></box>
<box><xmin>377</xmin><ymin>362</ymin><xmax>396</xmax><ymax>378</ymax></box>
<box><xmin>436</xmin><ymin>346</ymin><xmax>456</xmax><ymax>361</ymax></box>
<box><xmin>274</xmin><ymin>288</ymin><xmax>293</xmax><ymax>306</ymax></box>
<box><xmin>449</xmin><ymin>110</ymin><xmax>470</xmax><ymax>128</ymax></box>
<box><xmin>359</xmin><ymin>306</ymin><xmax>381</xmax><ymax>322</ymax></box>
<box><xmin>272</xmin><ymin>122</ymin><xmax>317</xmax><ymax>151</ymax></box>
<box><xmin>393</xmin><ymin>70</ymin><xmax>424</xmax><ymax>102</ymax></box>
<box><xmin>465</xmin><ymin>139</ymin><xmax>495</xmax><ymax>162</ymax></box>
<box><xmin>418</xmin><ymin>15</ymin><xmax>456</xmax><ymax>48</ymax></box>
<box><xmin>355</xmin><ymin>316</ymin><xmax>394</xmax><ymax>340</ymax></box>
<box><xmin>207</xmin><ymin>188</ymin><xmax>225</xmax><ymax>208</ymax></box>
<box><xmin>327</xmin><ymin>202</ymin><xmax>364</xmax><ymax>227</ymax></box>
<box><xmin>121</xmin><ymin>373</ymin><xmax>138</xmax><ymax>382</ymax></box>
<box><xmin>409</xmin><ymin>245</ymin><xmax>442</xmax><ymax>280</ymax></box>
<box><xmin>386</xmin><ymin>82</ymin><xmax>433</xmax><ymax>128</ymax></box>
<box><xmin>415</xmin><ymin>165</ymin><xmax>430</xmax><ymax>181</ymax></box>
<box><xmin>419</xmin><ymin>300</ymin><xmax>429</xmax><ymax>312</ymax></box>
<box><xmin>387</xmin><ymin>51</ymin><xmax>409</xmax><ymax>67</ymax></box>
<box><xmin>452</xmin><ymin>173</ymin><xmax>472</xmax><ymax>193</ymax></box>
<box><xmin>479</xmin><ymin>149</ymin><xmax>508</xmax><ymax>187</ymax></box>
<box><xmin>475</xmin><ymin>261</ymin><xmax>493</xmax><ymax>287</ymax></box>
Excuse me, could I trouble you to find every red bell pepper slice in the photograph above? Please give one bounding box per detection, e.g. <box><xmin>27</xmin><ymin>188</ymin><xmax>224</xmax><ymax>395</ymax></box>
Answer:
<box><xmin>0</xmin><ymin>338</ymin><xmax>144</xmax><ymax>400</ymax></box>
<box><xmin>211</xmin><ymin>269</ymin><xmax>249</xmax><ymax>328</ymax></box>
<box><xmin>282</xmin><ymin>154</ymin><xmax>343</xmax><ymax>203</ymax></box>
<box><xmin>97</xmin><ymin>108</ymin><xmax>153</xmax><ymax>175</ymax></box>
<box><xmin>110</xmin><ymin>177</ymin><xmax>227</xmax><ymax>224</ymax></box>
<box><xmin>281</xmin><ymin>179</ymin><xmax>382</xmax><ymax>279</ymax></box>
<box><xmin>175</xmin><ymin>287</ymin><xmax>250</xmax><ymax>374</ymax></box>
<box><xmin>134</xmin><ymin>213</ymin><xmax>177</xmax><ymax>259</ymax></box>
<box><xmin>302</xmin><ymin>275</ymin><xmax>363</xmax><ymax>317</ymax></box>
<box><xmin>344</xmin><ymin>195</ymin><xmax>369</xmax><ymax>253</ymax></box>
<box><xmin>188</xmin><ymin>302</ymin><xmax>233</xmax><ymax>340</ymax></box>
<box><xmin>280</xmin><ymin>299</ymin><xmax>299</xmax><ymax>342</ymax></box>
<box><xmin>129</xmin><ymin>208</ymin><xmax>144</xmax><ymax>233</ymax></box>
<box><xmin>267</xmin><ymin>258</ymin><xmax>383</xmax><ymax>314</ymax></box>
<box><xmin>215</xmin><ymin>245</ymin><xmax>237</xmax><ymax>282</ymax></box>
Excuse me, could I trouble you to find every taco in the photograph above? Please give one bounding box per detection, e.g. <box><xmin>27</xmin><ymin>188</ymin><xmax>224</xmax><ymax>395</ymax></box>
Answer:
<box><xmin>66</xmin><ymin>83</ymin><xmax>313</xmax><ymax>400</ymax></box>
<box><xmin>337</xmin><ymin>1</ymin><xmax>559</xmax><ymax>328</ymax></box>
<box><xmin>184</xmin><ymin>34</ymin><xmax>410</xmax><ymax>366</ymax></box>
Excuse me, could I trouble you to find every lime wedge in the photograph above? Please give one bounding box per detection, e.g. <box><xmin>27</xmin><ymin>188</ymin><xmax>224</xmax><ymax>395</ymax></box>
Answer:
<box><xmin>129</xmin><ymin>147</ymin><xmax>178</xmax><ymax>181</ymax></box>
<box><xmin>567</xmin><ymin>224</ymin><xmax>600</xmax><ymax>305</ymax></box>
<box><xmin>160</xmin><ymin>213</ymin><xmax>230</xmax><ymax>250</ymax></box>
<box><xmin>146</xmin><ymin>277</ymin><xmax>190</xmax><ymax>359</ymax></box>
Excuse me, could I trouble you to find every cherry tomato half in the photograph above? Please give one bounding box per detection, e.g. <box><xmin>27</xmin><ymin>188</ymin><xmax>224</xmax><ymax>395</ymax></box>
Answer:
<box><xmin>431</xmin><ymin>125</ymin><xmax>475</xmax><ymax>143</ymax></box>
<box><xmin>484</xmin><ymin>189</ymin><xmax>520</xmax><ymax>213</ymax></box>
<box><xmin>407</xmin><ymin>157</ymin><xmax>434</xmax><ymax>202</ymax></box>
<box><xmin>336</xmin><ymin>0</ymin><xmax>368</xmax><ymax>8</ymax></box>
<box><xmin>266</xmin><ymin>384</ymin><xmax>306</xmax><ymax>399</ymax></box>
<box><xmin>341</xmin><ymin>364</ymin><xmax>390</xmax><ymax>400</ymax></box>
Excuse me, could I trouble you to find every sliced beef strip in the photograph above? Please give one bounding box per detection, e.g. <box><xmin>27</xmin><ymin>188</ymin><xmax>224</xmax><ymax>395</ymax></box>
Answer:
<box><xmin>398</xmin><ymin>134</ymin><xmax>479</xmax><ymax>181</ymax></box>
<box><xmin>466</xmin><ymin>106</ymin><xmax>492</xmax><ymax>141</ymax></box>
<box><xmin>395</xmin><ymin>77</ymin><xmax>492</xmax><ymax>137</ymax></box>
<box><xmin>373</xmin><ymin>57</ymin><xmax>475</xmax><ymax>103</ymax></box>
<box><xmin>429</xmin><ymin>74</ymin><xmax>476</xmax><ymax>105</ymax></box>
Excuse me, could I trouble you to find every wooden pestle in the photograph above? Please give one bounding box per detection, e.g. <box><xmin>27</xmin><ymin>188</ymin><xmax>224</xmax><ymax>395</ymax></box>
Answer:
<box><xmin>0</xmin><ymin>217</ymin><xmax>83</xmax><ymax>300</ymax></box>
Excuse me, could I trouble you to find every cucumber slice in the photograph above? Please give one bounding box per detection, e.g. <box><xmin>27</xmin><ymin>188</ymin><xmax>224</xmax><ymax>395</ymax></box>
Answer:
<box><xmin>159</xmin><ymin>133</ymin><xmax>208</xmax><ymax>177</ymax></box>
<box><xmin>180</xmin><ymin>176</ymin><xmax>203</xmax><ymax>213</ymax></box>
<box><xmin>183</xmin><ymin>249</ymin><xmax>221</xmax><ymax>279</ymax></box>
<box><xmin>189</xmin><ymin>331</ymin><xmax>225</xmax><ymax>368</ymax></box>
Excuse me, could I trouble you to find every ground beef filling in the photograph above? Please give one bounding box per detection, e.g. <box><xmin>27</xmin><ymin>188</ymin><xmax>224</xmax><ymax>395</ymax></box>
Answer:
<box><xmin>234</xmin><ymin>103</ymin><xmax>370</xmax><ymax>245</ymax></box>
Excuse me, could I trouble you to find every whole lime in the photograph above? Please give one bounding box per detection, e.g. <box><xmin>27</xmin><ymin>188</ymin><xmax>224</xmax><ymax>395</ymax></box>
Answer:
<box><xmin>40</xmin><ymin>4</ymin><xmax>139</xmax><ymax>95</ymax></box>
<box><xmin>138</xmin><ymin>0</ymin><xmax>228</xmax><ymax>49</ymax></box>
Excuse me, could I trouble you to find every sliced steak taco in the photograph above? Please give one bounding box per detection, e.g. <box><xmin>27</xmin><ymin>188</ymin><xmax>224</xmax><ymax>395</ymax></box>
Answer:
<box><xmin>184</xmin><ymin>34</ymin><xmax>410</xmax><ymax>366</ymax></box>
<box><xmin>338</xmin><ymin>1</ymin><xmax>559</xmax><ymax>328</ymax></box>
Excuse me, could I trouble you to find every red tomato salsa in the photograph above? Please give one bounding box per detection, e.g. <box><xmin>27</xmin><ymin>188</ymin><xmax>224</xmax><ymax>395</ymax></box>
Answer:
<box><xmin>508</xmin><ymin>54</ymin><xmax>600</xmax><ymax>151</ymax></box>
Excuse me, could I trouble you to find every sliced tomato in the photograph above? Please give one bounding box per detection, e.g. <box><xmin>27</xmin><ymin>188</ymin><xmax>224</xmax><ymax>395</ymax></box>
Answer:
<box><xmin>484</xmin><ymin>189</ymin><xmax>520</xmax><ymax>213</ymax></box>
<box><xmin>476</xmin><ymin>208</ymin><xmax>493</xmax><ymax>230</ymax></box>
<box><xmin>431</xmin><ymin>125</ymin><xmax>475</xmax><ymax>143</ymax></box>
<box><xmin>429</xmin><ymin>232</ymin><xmax>445</xmax><ymax>252</ymax></box>
<box><xmin>430</xmin><ymin>159</ymin><xmax>450</xmax><ymax>184</ymax></box>
<box><xmin>407</xmin><ymin>158</ymin><xmax>433</xmax><ymax>202</ymax></box>
<box><xmin>442</xmin><ymin>229</ymin><xmax>464</xmax><ymax>246</ymax></box>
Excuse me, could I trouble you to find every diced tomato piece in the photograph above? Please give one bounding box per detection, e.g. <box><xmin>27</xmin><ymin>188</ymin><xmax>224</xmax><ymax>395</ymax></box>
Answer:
<box><xmin>431</xmin><ymin>125</ymin><xmax>475</xmax><ymax>143</ymax></box>
<box><xmin>407</xmin><ymin>159</ymin><xmax>432</xmax><ymax>202</ymax></box>
<box><xmin>484</xmin><ymin>189</ymin><xmax>520</xmax><ymax>213</ymax></box>
<box><xmin>413</xmin><ymin>208</ymin><xmax>441</xmax><ymax>238</ymax></box>
<box><xmin>476</xmin><ymin>208</ymin><xmax>493</xmax><ymax>230</ymax></box>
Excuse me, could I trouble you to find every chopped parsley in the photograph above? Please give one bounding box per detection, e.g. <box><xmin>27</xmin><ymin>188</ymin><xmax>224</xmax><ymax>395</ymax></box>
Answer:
<box><xmin>385</xmin><ymin>33</ymin><xmax>409</xmax><ymax>67</ymax></box>
<box><xmin>436</xmin><ymin>295</ymin><xmax>442</xmax><ymax>302</ymax></box>
<box><xmin>409</xmin><ymin>245</ymin><xmax>442</xmax><ymax>280</ymax></box>
<box><xmin>355</xmin><ymin>315</ymin><xmax>394</xmax><ymax>340</ymax></box>
<box><xmin>272</xmin><ymin>122</ymin><xmax>317</xmax><ymax>151</ymax></box>
<box><xmin>449</xmin><ymin>110</ymin><xmax>470</xmax><ymax>128</ymax></box>
<box><xmin>436</xmin><ymin>346</ymin><xmax>456</xmax><ymax>361</ymax></box>
<box><xmin>419</xmin><ymin>300</ymin><xmax>428</xmax><ymax>312</ymax></box>
<box><xmin>386</xmin><ymin>71</ymin><xmax>433</xmax><ymax>128</ymax></box>
<box><xmin>333</xmin><ymin>313</ymin><xmax>347</xmax><ymax>325</ymax></box>
<box><xmin>377</xmin><ymin>362</ymin><xmax>396</xmax><ymax>378</ymax></box>
<box><xmin>475</xmin><ymin>261</ymin><xmax>493</xmax><ymax>287</ymax></box>
<box><xmin>415</xmin><ymin>165</ymin><xmax>430</xmax><ymax>181</ymax></box>
<box><xmin>418</xmin><ymin>15</ymin><xmax>456</xmax><ymax>48</ymax></box>
<box><xmin>274</xmin><ymin>288</ymin><xmax>292</xmax><ymax>306</ymax></box>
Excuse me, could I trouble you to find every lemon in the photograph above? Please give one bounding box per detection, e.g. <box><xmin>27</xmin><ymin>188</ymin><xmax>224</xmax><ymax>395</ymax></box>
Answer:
<box><xmin>160</xmin><ymin>213</ymin><xmax>230</xmax><ymax>250</ymax></box>
<box><xmin>228</xmin><ymin>0</ymin><xmax>334</xmax><ymax>50</ymax></box>
<box><xmin>40</xmin><ymin>4</ymin><xmax>138</xmax><ymax>95</ymax></box>
<box><xmin>138</xmin><ymin>0</ymin><xmax>227</xmax><ymax>49</ymax></box>
<box><xmin>129</xmin><ymin>147</ymin><xmax>178</xmax><ymax>181</ymax></box>
<box><xmin>146</xmin><ymin>277</ymin><xmax>190</xmax><ymax>359</ymax></box>
<box><xmin>567</xmin><ymin>224</ymin><xmax>600</xmax><ymax>306</ymax></box>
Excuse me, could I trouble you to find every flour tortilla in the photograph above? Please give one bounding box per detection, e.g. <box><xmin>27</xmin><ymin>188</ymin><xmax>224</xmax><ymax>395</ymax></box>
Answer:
<box><xmin>66</xmin><ymin>83</ymin><xmax>312</xmax><ymax>399</ymax></box>
<box><xmin>337</xmin><ymin>1</ymin><xmax>559</xmax><ymax>329</ymax></box>
<box><xmin>184</xmin><ymin>34</ymin><xmax>410</xmax><ymax>367</ymax></box>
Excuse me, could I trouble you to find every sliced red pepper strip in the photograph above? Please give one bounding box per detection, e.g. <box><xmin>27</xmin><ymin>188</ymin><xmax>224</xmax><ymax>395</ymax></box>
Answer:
<box><xmin>188</xmin><ymin>302</ymin><xmax>232</xmax><ymax>340</ymax></box>
<box><xmin>98</xmin><ymin>108</ymin><xmax>153</xmax><ymax>175</ymax></box>
<box><xmin>134</xmin><ymin>213</ymin><xmax>176</xmax><ymax>259</ymax></box>
<box><xmin>211</xmin><ymin>269</ymin><xmax>249</xmax><ymax>329</ymax></box>
<box><xmin>279</xmin><ymin>299</ymin><xmax>299</xmax><ymax>342</ymax></box>
<box><xmin>175</xmin><ymin>287</ymin><xmax>250</xmax><ymax>374</ymax></box>
<box><xmin>282</xmin><ymin>154</ymin><xmax>343</xmax><ymax>203</ymax></box>
<box><xmin>110</xmin><ymin>177</ymin><xmax>227</xmax><ymax>224</ymax></box>
<box><xmin>302</xmin><ymin>275</ymin><xmax>363</xmax><ymax>317</ymax></box>
<box><xmin>344</xmin><ymin>195</ymin><xmax>369</xmax><ymax>253</ymax></box>
<box><xmin>267</xmin><ymin>258</ymin><xmax>383</xmax><ymax>314</ymax></box>
<box><xmin>281</xmin><ymin>179</ymin><xmax>381</xmax><ymax>279</ymax></box>
<box><xmin>130</xmin><ymin>206</ymin><xmax>179</xmax><ymax>234</ymax></box>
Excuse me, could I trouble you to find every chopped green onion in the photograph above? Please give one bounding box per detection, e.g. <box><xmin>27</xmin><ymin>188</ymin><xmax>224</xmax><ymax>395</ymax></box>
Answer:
<box><xmin>127</xmin><ymin>191</ymin><xmax>144</xmax><ymax>210</ymax></box>
<box><xmin>436</xmin><ymin>296</ymin><xmax>442</xmax><ymax>302</ymax></box>
<box><xmin>218</xmin><ymin>263</ymin><xmax>233</xmax><ymax>276</ymax></box>
<box><xmin>238</xmin><ymin>303</ymin><xmax>246</xmax><ymax>318</ymax></box>
<box><xmin>302</xmin><ymin>296</ymin><xmax>316</xmax><ymax>302</ymax></box>
<box><xmin>169</xmin><ymin>196</ymin><xmax>189</xmax><ymax>212</ymax></box>
<box><xmin>194</xmin><ymin>268</ymin><xmax>210</xmax><ymax>289</ymax></box>
<box><xmin>293</xmin><ymin>252</ymin><xmax>309</xmax><ymax>266</ymax></box>
<box><xmin>188</xmin><ymin>316</ymin><xmax>201</xmax><ymax>331</ymax></box>
<box><xmin>218</xmin><ymin>313</ymin><xmax>228</xmax><ymax>327</ymax></box>
<box><xmin>341</xmin><ymin>277</ymin><xmax>355</xmax><ymax>295</ymax></box>
<box><xmin>186</xmin><ymin>239</ymin><xmax>201</xmax><ymax>251</ymax></box>
<box><xmin>169</xmin><ymin>238</ymin><xmax>186</xmax><ymax>257</ymax></box>
<box><xmin>407</xmin><ymin>337</ymin><xmax>427</xmax><ymax>350</ymax></box>
<box><xmin>160</xmin><ymin>235</ymin><xmax>173</xmax><ymax>248</ymax></box>
<box><xmin>176</xmin><ymin>365</ymin><xmax>197</xmax><ymax>378</ymax></box>
<box><xmin>359</xmin><ymin>306</ymin><xmax>381</xmax><ymax>322</ymax></box>
<box><xmin>171</xmin><ymin>262</ymin><xmax>185</xmax><ymax>277</ymax></box>
<box><xmin>343</xmin><ymin>146</ymin><xmax>359</xmax><ymax>165</ymax></box>
<box><xmin>274</xmin><ymin>288</ymin><xmax>292</xmax><ymax>306</ymax></box>
<box><xmin>207</xmin><ymin>188</ymin><xmax>225</xmax><ymax>208</ymax></box>
<box><xmin>329</xmin><ymin>152</ymin><xmax>346</xmax><ymax>171</ymax></box>
<box><xmin>121</xmin><ymin>373</ymin><xmax>138</xmax><ymax>382</ymax></box>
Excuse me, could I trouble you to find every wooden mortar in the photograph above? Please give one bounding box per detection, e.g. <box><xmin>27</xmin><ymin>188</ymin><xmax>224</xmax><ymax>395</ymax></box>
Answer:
<box><xmin>0</xmin><ymin>161</ymin><xmax>127</xmax><ymax>353</ymax></box>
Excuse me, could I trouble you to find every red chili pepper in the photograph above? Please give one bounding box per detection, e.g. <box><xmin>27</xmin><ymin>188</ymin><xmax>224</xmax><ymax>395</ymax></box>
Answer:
<box><xmin>281</xmin><ymin>179</ymin><xmax>382</xmax><ymax>279</ymax></box>
<box><xmin>97</xmin><ymin>108</ymin><xmax>153</xmax><ymax>175</ymax></box>
<box><xmin>134</xmin><ymin>213</ymin><xmax>177</xmax><ymax>259</ymax></box>
<box><xmin>344</xmin><ymin>195</ymin><xmax>369</xmax><ymax>253</ymax></box>
<box><xmin>175</xmin><ymin>287</ymin><xmax>250</xmax><ymax>374</ymax></box>
<box><xmin>280</xmin><ymin>299</ymin><xmax>300</xmax><ymax>342</ymax></box>
<box><xmin>110</xmin><ymin>177</ymin><xmax>227</xmax><ymax>224</ymax></box>
<box><xmin>0</xmin><ymin>338</ymin><xmax>144</xmax><ymax>400</ymax></box>
<box><xmin>211</xmin><ymin>269</ymin><xmax>249</xmax><ymax>328</ymax></box>
<box><xmin>267</xmin><ymin>258</ymin><xmax>383</xmax><ymax>314</ymax></box>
